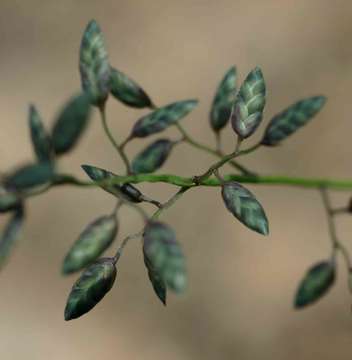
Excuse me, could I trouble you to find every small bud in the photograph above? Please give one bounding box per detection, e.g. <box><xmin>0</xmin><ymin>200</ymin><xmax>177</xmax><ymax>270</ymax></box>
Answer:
<box><xmin>120</xmin><ymin>183</ymin><xmax>144</xmax><ymax>203</ymax></box>
<box><xmin>81</xmin><ymin>165</ymin><xmax>160</xmax><ymax>206</ymax></box>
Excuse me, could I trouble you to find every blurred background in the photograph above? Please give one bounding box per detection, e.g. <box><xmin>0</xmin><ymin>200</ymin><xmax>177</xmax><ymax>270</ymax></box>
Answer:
<box><xmin>1</xmin><ymin>0</ymin><xmax>352</xmax><ymax>359</ymax></box>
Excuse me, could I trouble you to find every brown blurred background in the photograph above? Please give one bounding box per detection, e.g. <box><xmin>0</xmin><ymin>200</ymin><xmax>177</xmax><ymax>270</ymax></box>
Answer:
<box><xmin>1</xmin><ymin>0</ymin><xmax>352</xmax><ymax>359</ymax></box>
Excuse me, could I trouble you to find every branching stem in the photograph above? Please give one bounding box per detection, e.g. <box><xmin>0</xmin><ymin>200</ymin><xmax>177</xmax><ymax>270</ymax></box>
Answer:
<box><xmin>175</xmin><ymin>123</ymin><xmax>254</xmax><ymax>175</ymax></box>
<box><xmin>112</xmin><ymin>186</ymin><xmax>190</xmax><ymax>262</ymax></box>
<box><xmin>320</xmin><ymin>187</ymin><xmax>352</xmax><ymax>270</ymax></box>
<box><xmin>193</xmin><ymin>136</ymin><xmax>258</xmax><ymax>183</ymax></box>
<box><xmin>151</xmin><ymin>186</ymin><xmax>190</xmax><ymax>221</ymax></box>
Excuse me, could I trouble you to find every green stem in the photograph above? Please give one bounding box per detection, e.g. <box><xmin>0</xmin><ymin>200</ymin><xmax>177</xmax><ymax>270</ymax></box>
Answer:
<box><xmin>48</xmin><ymin>173</ymin><xmax>352</xmax><ymax>191</ymax></box>
<box><xmin>99</xmin><ymin>106</ymin><xmax>131</xmax><ymax>174</ymax></box>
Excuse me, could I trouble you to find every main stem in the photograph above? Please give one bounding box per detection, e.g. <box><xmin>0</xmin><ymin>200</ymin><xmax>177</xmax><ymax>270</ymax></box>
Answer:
<box><xmin>42</xmin><ymin>173</ymin><xmax>352</xmax><ymax>192</ymax></box>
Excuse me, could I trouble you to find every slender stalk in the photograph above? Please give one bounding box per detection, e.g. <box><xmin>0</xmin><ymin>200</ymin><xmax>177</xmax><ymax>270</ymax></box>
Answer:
<box><xmin>126</xmin><ymin>202</ymin><xmax>149</xmax><ymax>221</ymax></box>
<box><xmin>112</xmin><ymin>186</ymin><xmax>190</xmax><ymax>262</ymax></box>
<box><xmin>320</xmin><ymin>188</ymin><xmax>352</xmax><ymax>270</ymax></box>
<box><xmin>320</xmin><ymin>188</ymin><xmax>339</xmax><ymax>246</ymax></box>
<box><xmin>194</xmin><ymin>137</ymin><xmax>243</xmax><ymax>182</ymax></box>
<box><xmin>99</xmin><ymin>106</ymin><xmax>131</xmax><ymax>174</ymax></box>
<box><xmin>151</xmin><ymin>186</ymin><xmax>190</xmax><ymax>221</ymax></box>
<box><xmin>113</xmin><ymin>231</ymin><xmax>143</xmax><ymax>264</ymax></box>
<box><xmin>119</xmin><ymin>135</ymin><xmax>133</xmax><ymax>151</ymax></box>
<box><xmin>98</xmin><ymin>110</ymin><xmax>153</xmax><ymax>221</ymax></box>
<box><xmin>195</xmin><ymin>150</ymin><xmax>238</xmax><ymax>183</ymax></box>
<box><xmin>112</xmin><ymin>200</ymin><xmax>123</xmax><ymax>216</ymax></box>
<box><xmin>215</xmin><ymin>132</ymin><xmax>222</xmax><ymax>153</ymax></box>
<box><xmin>237</xmin><ymin>143</ymin><xmax>261</xmax><ymax>156</ymax></box>
<box><xmin>175</xmin><ymin>123</ymin><xmax>253</xmax><ymax>175</ymax></box>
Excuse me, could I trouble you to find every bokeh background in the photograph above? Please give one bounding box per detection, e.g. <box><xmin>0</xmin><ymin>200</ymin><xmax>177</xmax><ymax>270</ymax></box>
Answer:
<box><xmin>1</xmin><ymin>1</ymin><xmax>352</xmax><ymax>359</ymax></box>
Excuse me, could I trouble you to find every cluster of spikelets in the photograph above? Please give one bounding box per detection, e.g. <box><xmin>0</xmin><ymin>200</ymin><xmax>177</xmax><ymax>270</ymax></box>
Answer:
<box><xmin>0</xmin><ymin>19</ymin><xmax>332</xmax><ymax>321</ymax></box>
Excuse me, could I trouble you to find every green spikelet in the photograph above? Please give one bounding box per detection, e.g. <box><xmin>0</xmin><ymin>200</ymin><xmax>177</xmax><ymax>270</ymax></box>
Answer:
<box><xmin>110</xmin><ymin>67</ymin><xmax>154</xmax><ymax>109</ymax></box>
<box><xmin>262</xmin><ymin>96</ymin><xmax>327</xmax><ymax>146</ymax></box>
<box><xmin>210</xmin><ymin>66</ymin><xmax>237</xmax><ymax>132</ymax></box>
<box><xmin>143</xmin><ymin>221</ymin><xmax>186</xmax><ymax>293</ymax></box>
<box><xmin>294</xmin><ymin>260</ymin><xmax>335</xmax><ymax>308</ymax></box>
<box><xmin>221</xmin><ymin>182</ymin><xmax>269</xmax><ymax>235</ymax></box>
<box><xmin>64</xmin><ymin>258</ymin><xmax>116</xmax><ymax>320</ymax></box>
<box><xmin>231</xmin><ymin>67</ymin><xmax>266</xmax><ymax>139</ymax></box>
<box><xmin>79</xmin><ymin>20</ymin><xmax>111</xmax><ymax>106</ymax></box>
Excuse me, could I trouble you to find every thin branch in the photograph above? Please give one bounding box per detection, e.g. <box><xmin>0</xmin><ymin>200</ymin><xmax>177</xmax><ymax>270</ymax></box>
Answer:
<box><xmin>320</xmin><ymin>187</ymin><xmax>352</xmax><ymax>270</ymax></box>
<box><xmin>112</xmin><ymin>186</ymin><xmax>190</xmax><ymax>263</ymax></box>
<box><xmin>126</xmin><ymin>202</ymin><xmax>149</xmax><ymax>222</ymax></box>
<box><xmin>112</xmin><ymin>200</ymin><xmax>123</xmax><ymax>216</ymax></box>
<box><xmin>99</xmin><ymin>106</ymin><xmax>131</xmax><ymax>174</ymax></box>
<box><xmin>175</xmin><ymin>123</ymin><xmax>254</xmax><ymax>175</ymax></box>
<box><xmin>215</xmin><ymin>132</ymin><xmax>222</xmax><ymax>153</ymax></box>
<box><xmin>119</xmin><ymin>135</ymin><xmax>133</xmax><ymax>151</ymax></box>
<box><xmin>320</xmin><ymin>187</ymin><xmax>339</xmax><ymax>246</ymax></box>
<box><xmin>151</xmin><ymin>186</ymin><xmax>190</xmax><ymax>221</ymax></box>
<box><xmin>193</xmin><ymin>136</ymin><xmax>243</xmax><ymax>183</ymax></box>
<box><xmin>113</xmin><ymin>231</ymin><xmax>143</xmax><ymax>264</ymax></box>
